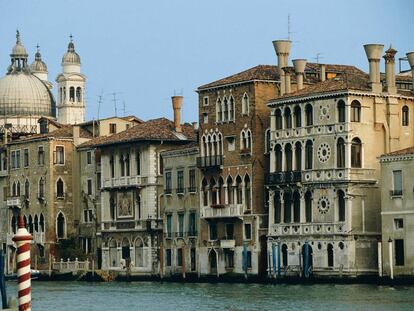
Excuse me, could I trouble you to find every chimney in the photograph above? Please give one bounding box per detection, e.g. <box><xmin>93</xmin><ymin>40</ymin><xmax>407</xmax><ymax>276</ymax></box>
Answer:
<box><xmin>293</xmin><ymin>59</ymin><xmax>307</xmax><ymax>90</ymax></box>
<box><xmin>272</xmin><ymin>40</ymin><xmax>292</xmax><ymax>96</ymax></box>
<box><xmin>383</xmin><ymin>46</ymin><xmax>397</xmax><ymax>95</ymax></box>
<box><xmin>282</xmin><ymin>67</ymin><xmax>295</xmax><ymax>94</ymax></box>
<box><xmin>320</xmin><ymin>64</ymin><xmax>326</xmax><ymax>82</ymax></box>
<box><xmin>171</xmin><ymin>95</ymin><xmax>183</xmax><ymax>132</ymax></box>
<box><xmin>364</xmin><ymin>44</ymin><xmax>384</xmax><ymax>93</ymax></box>
<box><xmin>407</xmin><ymin>52</ymin><xmax>414</xmax><ymax>92</ymax></box>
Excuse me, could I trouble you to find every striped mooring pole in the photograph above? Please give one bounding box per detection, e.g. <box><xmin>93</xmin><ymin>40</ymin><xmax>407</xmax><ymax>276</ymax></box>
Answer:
<box><xmin>12</xmin><ymin>215</ymin><xmax>33</xmax><ymax>311</ymax></box>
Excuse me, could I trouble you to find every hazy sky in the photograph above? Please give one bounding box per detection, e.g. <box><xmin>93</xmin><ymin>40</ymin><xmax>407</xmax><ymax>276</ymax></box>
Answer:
<box><xmin>1</xmin><ymin>0</ymin><xmax>413</xmax><ymax>123</ymax></box>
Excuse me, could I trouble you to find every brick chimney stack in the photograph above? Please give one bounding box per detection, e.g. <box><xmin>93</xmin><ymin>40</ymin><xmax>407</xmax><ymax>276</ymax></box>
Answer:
<box><xmin>172</xmin><ymin>95</ymin><xmax>183</xmax><ymax>132</ymax></box>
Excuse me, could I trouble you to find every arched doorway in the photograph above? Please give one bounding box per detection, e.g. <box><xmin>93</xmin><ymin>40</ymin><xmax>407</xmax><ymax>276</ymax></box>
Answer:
<box><xmin>56</xmin><ymin>213</ymin><xmax>65</xmax><ymax>239</ymax></box>
<box><xmin>122</xmin><ymin>238</ymin><xmax>130</xmax><ymax>262</ymax></box>
<box><xmin>302</xmin><ymin>243</ymin><xmax>313</xmax><ymax>277</ymax></box>
<box><xmin>209</xmin><ymin>249</ymin><xmax>217</xmax><ymax>275</ymax></box>
<box><xmin>282</xmin><ymin>244</ymin><xmax>288</xmax><ymax>267</ymax></box>
<box><xmin>327</xmin><ymin>243</ymin><xmax>334</xmax><ymax>267</ymax></box>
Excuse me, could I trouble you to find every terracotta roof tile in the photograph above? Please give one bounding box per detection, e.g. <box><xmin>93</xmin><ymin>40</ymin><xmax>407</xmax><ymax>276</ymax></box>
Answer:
<box><xmin>381</xmin><ymin>146</ymin><xmax>414</xmax><ymax>157</ymax></box>
<box><xmin>79</xmin><ymin>118</ymin><xmax>197</xmax><ymax>148</ymax></box>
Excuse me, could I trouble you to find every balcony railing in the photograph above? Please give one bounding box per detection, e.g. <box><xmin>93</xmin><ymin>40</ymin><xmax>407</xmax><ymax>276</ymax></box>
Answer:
<box><xmin>102</xmin><ymin>175</ymin><xmax>147</xmax><ymax>188</ymax></box>
<box><xmin>163</xmin><ymin>231</ymin><xmax>198</xmax><ymax>239</ymax></box>
<box><xmin>266</xmin><ymin>171</ymin><xmax>302</xmax><ymax>185</ymax></box>
<box><xmin>197</xmin><ymin>155</ymin><xmax>223</xmax><ymax>169</ymax></box>
<box><xmin>201</xmin><ymin>204</ymin><xmax>244</xmax><ymax>219</ymax></box>
<box><xmin>7</xmin><ymin>197</ymin><xmax>21</xmax><ymax>207</ymax></box>
<box><xmin>220</xmin><ymin>239</ymin><xmax>236</xmax><ymax>248</ymax></box>
<box><xmin>270</xmin><ymin>222</ymin><xmax>347</xmax><ymax>236</ymax></box>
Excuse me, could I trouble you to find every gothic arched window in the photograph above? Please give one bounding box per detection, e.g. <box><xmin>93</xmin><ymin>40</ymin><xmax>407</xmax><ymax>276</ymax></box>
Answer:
<box><xmin>337</xmin><ymin>138</ymin><xmax>345</xmax><ymax>168</ymax></box>
<box><xmin>337</xmin><ymin>100</ymin><xmax>346</xmax><ymax>123</ymax></box>
<box><xmin>351</xmin><ymin>100</ymin><xmax>361</xmax><ymax>122</ymax></box>
<box><xmin>305</xmin><ymin>104</ymin><xmax>313</xmax><ymax>126</ymax></box>
<box><xmin>402</xmin><ymin>105</ymin><xmax>409</xmax><ymax>126</ymax></box>
<box><xmin>351</xmin><ymin>138</ymin><xmax>362</xmax><ymax>168</ymax></box>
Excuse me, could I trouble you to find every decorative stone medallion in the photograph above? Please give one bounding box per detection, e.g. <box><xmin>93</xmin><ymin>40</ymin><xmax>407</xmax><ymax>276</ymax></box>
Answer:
<box><xmin>317</xmin><ymin>143</ymin><xmax>331</xmax><ymax>163</ymax></box>
<box><xmin>317</xmin><ymin>196</ymin><xmax>330</xmax><ymax>214</ymax></box>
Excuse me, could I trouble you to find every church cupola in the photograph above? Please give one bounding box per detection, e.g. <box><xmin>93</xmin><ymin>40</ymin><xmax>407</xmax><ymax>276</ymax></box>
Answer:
<box><xmin>30</xmin><ymin>45</ymin><xmax>49</xmax><ymax>83</ymax></box>
<box><xmin>56</xmin><ymin>35</ymin><xmax>86</xmax><ymax>125</ymax></box>
<box><xmin>8</xmin><ymin>30</ymin><xmax>29</xmax><ymax>74</ymax></box>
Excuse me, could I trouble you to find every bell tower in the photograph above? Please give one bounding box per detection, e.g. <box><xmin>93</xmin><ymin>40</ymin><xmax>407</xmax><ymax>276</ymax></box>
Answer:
<box><xmin>56</xmin><ymin>35</ymin><xmax>86</xmax><ymax>124</ymax></box>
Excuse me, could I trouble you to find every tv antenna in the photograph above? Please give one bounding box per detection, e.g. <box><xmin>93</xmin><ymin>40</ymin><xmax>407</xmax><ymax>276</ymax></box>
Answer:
<box><xmin>314</xmin><ymin>53</ymin><xmax>324</xmax><ymax>64</ymax></box>
<box><xmin>97</xmin><ymin>90</ymin><xmax>104</xmax><ymax>121</ymax></box>
<box><xmin>108</xmin><ymin>92</ymin><xmax>122</xmax><ymax>117</ymax></box>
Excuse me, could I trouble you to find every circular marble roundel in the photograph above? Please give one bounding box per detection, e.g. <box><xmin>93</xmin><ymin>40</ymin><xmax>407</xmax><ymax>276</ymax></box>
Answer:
<box><xmin>318</xmin><ymin>197</ymin><xmax>330</xmax><ymax>214</ymax></box>
<box><xmin>317</xmin><ymin>143</ymin><xmax>331</xmax><ymax>163</ymax></box>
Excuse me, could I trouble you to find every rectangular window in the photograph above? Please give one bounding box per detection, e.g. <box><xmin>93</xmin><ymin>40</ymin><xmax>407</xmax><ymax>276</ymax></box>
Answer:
<box><xmin>38</xmin><ymin>146</ymin><xmax>45</xmax><ymax>165</ymax></box>
<box><xmin>11</xmin><ymin>151</ymin><xmax>16</xmax><ymax>169</ymax></box>
<box><xmin>224</xmin><ymin>249</ymin><xmax>234</xmax><ymax>268</ymax></box>
<box><xmin>159</xmin><ymin>154</ymin><xmax>164</xmax><ymax>175</ymax></box>
<box><xmin>166</xmin><ymin>249</ymin><xmax>172</xmax><ymax>266</ymax></box>
<box><xmin>16</xmin><ymin>150</ymin><xmax>20</xmax><ymax>168</ymax></box>
<box><xmin>226</xmin><ymin>137</ymin><xmax>235</xmax><ymax>151</ymax></box>
<box><xmin>392</xmin><ymin>170</ymin><xmax>403</xmax><ymax>196</ymax></box>
<box><xmin>54</xmin><ymin>146</ymin><xmax>65</xmax><ymax>165</ymax></box>
<box><xmin>178</xmin><ymin>214</ymin><xmax>184</xmax><ymax>237</ymax></box>
<box><xmin>109</xmin><ymin>123</ymin><xmax>117</xmax><ymax>134</ymax></box>
<box><xmin>87</xmin><ymin>151</ymin><xmax>92</xmax><ymax>165</ymax></box>
<box><xmin>87</xmin><ymin>179</ymin><xmax>93</xmax><ymax>195</ymax></box>
<box><xmin>165</xmin><ymin>171</ymin><xmax>172</xmax><ymax>194</ymax></box>
<box><xmin>394</xmin><ymin>218</ymin><xmax>404</xmax><ymax>229</ymax></box>
<box><xmin>244</xmin><ymin>223</ymin><xmax>252</xmax><ymax>240</ymax></box>
<box><xmin>203</xmin><ymin>96</ymin><xmax>209</xmax><ymax>106</ymax></box>
<box><xmin>190</xmin><ymin>248</ymin><xmax>196</xmax><ymax>271</ymax></box>
<box><xmin>189</xmin><ymin>169</ymin><xmax>196</xmax><ymax>192</ymax></box>
<box><xmin>395</xmin><ymin>239</ymin><xmax>405</xmax><ymax>266</ymax></box>
<box><xmin>177</xmin><ymin>170</ymin><xmax>184</xmax><ymax>194</ymax></box>
<box><xmin>24</xmin><ymin>149</ymin><xmax>29</xmax><ymax>167</ymax></box>
<box><xmin>189</xmin><ymin>212</ymin><xmax>196</xmax><ymax>236</ymax></box>
<box><xmin>166</xmin><ymin>214</ymin><xmax>172</xmax><ymax>238</ymax></box>
<box><xmin>225</xmin><ymin>223</ymin><xmax>234</xmax><ymax>239</ymax></box>
<box><xmin>177</xmin><ymin>248</ymin><xmax>183</xmax><ymax>267</ymax></box>
<box><xmin>209</xmin><ymin>223</ymin><xmax>217</xmax><ymax>240</ymax></box>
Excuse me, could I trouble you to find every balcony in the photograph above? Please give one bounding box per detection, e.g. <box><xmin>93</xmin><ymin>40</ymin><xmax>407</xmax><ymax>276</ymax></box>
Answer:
<box><xmin>201</xmin><ymin>204</ymin><xmax>244</xmax><ymax>219</ymax></box>
<box><xmin>176</xmin><ymin>188</ymin><xmax>185</xmax><ymax>195</ymax></box>
<box><xmin>301</xmin><ymin>168</ymin><xmax>376</xmax><ymax>184</ymax></box>
<box><xmin>7</xmin><ymin>197</ymin><xmax>21</xmax><ymax>208</ymax></box>
<box><xmin>33</xmin><ymin>232</ymin><xmax>45</xmax><ymax>245</ymax></box>
<box><xmin>197</xmin><ymin>155</ymin><xmax>223</xmax><ymax>169</ymax></box>
<box><xmin>220</xmin><ymin>239</ymin><xmax>236</xmax><ymax>248</ymax></box>
<box><xmin>270</xmin><ymin>222</ymin><xmax>347</xmax><ymax>236</ymax></box>
<box><xmin>102</xmin><ymin>175</ymin><xmax>147</xmax><ymax>188</ymax></box>
<box><xmin>266</xmin><ymin>171</ymin><xmax>302</xmax><ymax>185</ymax></box>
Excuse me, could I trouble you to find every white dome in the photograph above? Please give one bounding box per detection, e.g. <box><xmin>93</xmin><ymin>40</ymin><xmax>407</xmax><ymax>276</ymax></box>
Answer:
<box><xmin>30</xmin><ymin>51</ymin><xmax>48</xmax><ymax>73</ymax></box>
<box><xmin>0</xmin><ymin>73</ymin><xmax>55</xmax><ymax>117</ymax></box>
<box><xmin>62</xmin><ymin>41</ymin><xmax>81</xmax><ymax>65</ymax></box>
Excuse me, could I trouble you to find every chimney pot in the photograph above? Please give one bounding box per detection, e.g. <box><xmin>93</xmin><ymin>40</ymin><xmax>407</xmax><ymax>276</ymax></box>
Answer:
<box><xmin>320</xmin><ymin>64</ymin><xmax>326</xmax><ymax>82</ymax></box>
<box><xmin>171</xmin><ymin>96</ymin><xmax>183</xmax><ymax>132</ymax></box>
<box><xmin>364</xmin><ymin>44</ymin><xmax>384</xmax><ymax>93</ymax></box>
<box><xmin>293</xmin><ymin>59</ymin><xmax>307</xmax><ymax>90</ymax></box>
<box><xmin>272</xmin><ymin>40</ymin><xmax>292</xmax><ymax>96</ymax></box>
<box><xmin>383</xmin><ymin>46</ymin><xmax>397</xmax><ymax>94</ymax></box>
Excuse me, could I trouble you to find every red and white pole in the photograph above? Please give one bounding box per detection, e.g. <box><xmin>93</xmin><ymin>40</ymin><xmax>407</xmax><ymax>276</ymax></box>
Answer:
<box><xmin>12</xmin><ymin>215</ymin><xmax>33</xmax><ymax>311</ymax></box>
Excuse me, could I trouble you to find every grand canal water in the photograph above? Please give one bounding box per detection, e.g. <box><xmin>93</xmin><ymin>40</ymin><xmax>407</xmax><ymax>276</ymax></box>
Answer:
<box><xmin>6</xmin><ymin>281</ymin><xmax>414</xmax><ymax>310</ymax></box>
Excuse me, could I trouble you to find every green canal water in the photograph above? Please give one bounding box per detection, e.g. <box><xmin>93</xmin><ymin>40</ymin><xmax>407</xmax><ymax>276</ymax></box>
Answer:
<box><xmin>6</xmin><ymin>281</ymin><xmax>414</xmax><ymax>310</ymax></box>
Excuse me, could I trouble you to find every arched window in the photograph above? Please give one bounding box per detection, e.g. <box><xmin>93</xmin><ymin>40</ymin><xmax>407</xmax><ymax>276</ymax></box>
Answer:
<box><xmin>305</xmin><ymin>104</ymin><xmax>313</xmax><ymax>126</ymax></box>
<box><xmin>293</xmin><ymin>191</ymin><xmax>301</xmax><ymax>223</ymax></box>
<box><xmin>76</xmin><ymin>87</ymin><xmax>82</xmax><ymax>102</ymax></box>
<box><xmin>305</xmin><ymin>140</ymin><xmax>313</xmax><ymax>169</ymax></box>
<box><xmin>28</xmin><ymin>215</ymin><xmax>33</xmax><ymax>234</ymax></box>
<box><xmin>294</xmin><ymin>105</ymin><xmax>302</xmax><ymax>127</ymax></box>
<box><xmin>229</xmin><ymin>96</ymin><xmax>234</xmax><ymax>121</ymax></box>
<box><xmin>351</xmin><ymin>100</ymin><xmax>361</xmax><ymax>122</ymax></box>
<box><xmin>337</xmin><ymin>138</ymin><xmax>345</xmax><ymax>168</ymax></box>
<box><xmin>402</xmin><ymin>106</ymin><xmax>409</xmax><ymax>126</ymax></box>
<box><xmin>217</xmin><ymin>177</ymin><xmax>224</xmax><ymax>205</ymax></box>
<box><xmin>327</xmin><ymin>243</ymin><xmax>334</xmax><ymax>267</ymax></box>
<box><xmin>242</xmin><ymin>93</ymin><xmax>249</xmax><ymax>115</ymax></box>
<box><xmin>284</xmin><ymin>108</ymin><xmax>292</xmax><ymax>129</ymax></box>
<box><xmin>216</xmin><ymin>98</ymin><xmax>222</xmax><ymax>122</ymax></box>
<box><xmin>295</xmin><ymin>142</ymin><xmax>302</xmax><ymax>171</ymax></box>
<box><xmin>247</xmin><ymin>130</ymin><xmax>252</xmax><ymax>150</ymax></box>
<box><xmin>11</xmin><ymin>215</ymin><xmax>17</xmax><ymax>234</ymax></box>
<box><xmin>275</xmin><ymin>144</ymin><xmax>282</xmax><ymax>172</ymax></box>
<box><xmin>305</xmin><ymin>191</ymin><xmax>312</xmax><ymax>222</ymax></box>
<box><xmin>282</xmin><ymin>244</ymin><xmax>288</xmax><ymax>267</ymax></box>
<box><xmin>24</xmin><ymin>179</ymin><xmax>30</xmax><ymax>198</ymax></box>
<box><xmin>283</xmin><ymin>191</ymin><xmax>292</xmax><ymax>223</ymax></box>
<box><xmin>136</xmin><ymin>195</ymin><xmax>141</xmax><ymax>219</ymax></box>
<box><xmin>236</xmin><ymin>176</ymin><xmax>243</xmax><ymax>204</ymax></box>
<box><xmin>56</xmin><ymin>212</ymin><xmax>66</xmax><ymax>239</ymax></box>
<box><xmin>56</xmin><ymin>178</ymin><xmax>64</xmax><ymax>198</ymax></box>
<box><xmin>109</xmin><ymin>239</ymin><xmax>118</xmax><ymax>267</ymax></box>
<box><xmin>274</xmin><ymin>192</ymin><xmax>281</xmax><ymax>224</ymax></box>
<box><xmin>244</xmin><ymin>175</ymin><xmax>251</xmax><ymax>210</ymax></box>
<box><xmin>351</xmin><ymin>138</ymin><xmax>362</xmax><ymax>168</ymax></box>
<box><xmin>338</xmin><ymin>190</ymin><xmax>346</xmax><ymax>222</ymax></box>
<box><xmin>69</xmin><ymin>87</ymin><xmax>75</xmax><ymax>102</ymax></box>
<box><xmin>223</xmin><ymin>97</ymin><xmax>229</xmax><ymax>121</ymax></box>
<box><xmin>135</xmin><ymin>238</ymin><xmax>145</xmax><ymax>267</ymax></box>
<box><xmin>285</xmin><ymin>143</ymin><xmax>292</xmax><ymax>171</ymax></box>
<box><xmin>39</xmin><ymin>213</ymin><xmax>45</xmax><ymax>232</ymax></box>
<box><xmin>337</xmin><ymin>100</ymin><xmax>346</xmax><ymax>123</ymax></box>
<box><xmin>275</xmin><ymin>109</ymin><xmax>283</xmax><ymax>130</ymax></box>
<box><xmin>226</xmin><ymin>176</ymin><xmax>233</xmax><ymax>204</ymax></box>
<box><xmin>241</xmin><ymin>131</ymin><xmax>247</xmax><ymax>150</ymax></box>
<box><xmin>210</xmin><ymin>178</ymin><xmax>217</xmax><ymax>205</ymax></box>
<box><xmin>38</xmin><ymin>177</ymin><xmax>45</xmax><ymax>198</ymax></box>
<box><xmin>121</xmin><ymin>238</ymin><xmax>130</xmax><ymax>260</ymax></box>
<box><xmin>202</xmin><ymin>178</ymin><xmax>208</xmax><ymax>206</ymax></box>
<box><xmin>63</xmin><ymin>87</ymin><xmax>66</xmax><ymax>100</ymax></box>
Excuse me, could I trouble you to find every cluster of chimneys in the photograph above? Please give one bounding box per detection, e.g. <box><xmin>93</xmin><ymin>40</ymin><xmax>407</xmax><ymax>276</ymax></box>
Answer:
<box><xmin>272</xmin><ymin>39</ymin><xmax>414</xmax><ymax>95</ymax></box>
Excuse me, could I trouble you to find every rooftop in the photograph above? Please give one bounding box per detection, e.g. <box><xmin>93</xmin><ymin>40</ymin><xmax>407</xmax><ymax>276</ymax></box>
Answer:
<box><xmin>381</xmin><ymin>146</ymin><xmax>414</xmax><ymax>158</ymax></box>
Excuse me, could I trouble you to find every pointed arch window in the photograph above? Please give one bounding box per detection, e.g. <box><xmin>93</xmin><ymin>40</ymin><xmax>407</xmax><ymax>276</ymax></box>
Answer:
<box><xmin>295</xmin><ymin>142</ymin><xmax>302</xmax><ymax>171</ymax></box>
<box><xmin>229</xmin><ymin>96</ymin><xmax>234</xmax><ymax>121</ymax></box>
<box><xmin>223</xmin><ymin>97</ymin><xmax>229</xmax><ymax>122</ymax></box>
<box><xmin>244</xmin><ymin>175</ymin><xmax>251</xmax><ymax>210</ymax></box>
<box><xmin>293</xmin><ymin>191</ymin><xmax>301</xmax><ymax>223</ymax></box>
<box><xmin>337</xmin><ymin>138</ymin><xmax>345</xmax><ymax>168</ymax></box>
<box><xmin>57</xmin><ymin>212</ymin><xmax>66</xmax><ymax>239</ymax></box>
<box><xmin>226</xmin><ymin>176</ymin><xmax>233</xmax><ymax>204</ymax></box>
<box><xmin>24</xmin><ymin>179</ymin><xmax>30</xmax><ymax>198</ymax></box>
<box><xmin>56</xmin><ymin>178</ymin><xmax>64</xmax><ymax>198</ymax></box>
<box><xmin>285</xmin><ymin>144</ymin><xmax>292</xmax><ymax>171</ymax></box>
<box><xmin>39</xmin><ymin>214</ymin><xmax>45</xmax><ymax>232</ymax></box>
<box><xmin>69</xmin><ymin>87</ymin><xmax>75</xmax><ymax>102</ymax></box>
<box><xmin>275</xmin><ymin>144</ymin><xmax>283</xmax><ymax>172</ymax></box>
<box><xmin>216</xmin><ymin>98</ymin><xmax>222</xmax><ymax>122</ymax></box>
<box><xmin>236</xmin><ymin>176</ymin><xmax>243</xmax><ymax>204</ymax></box>
<box><xmin>34</xmin><ymin>215</ymin><xmax>39</xmax><ymax>232</ymax></box>
<box><xmin>242</xmin><ymin>93</ymin><xmax>249</xmax><ymax>115</ymax></box>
